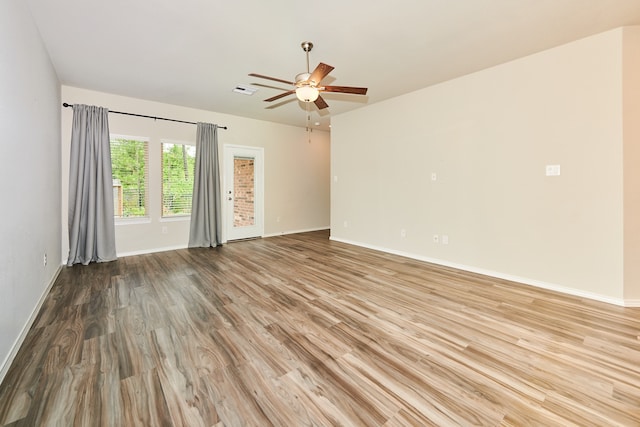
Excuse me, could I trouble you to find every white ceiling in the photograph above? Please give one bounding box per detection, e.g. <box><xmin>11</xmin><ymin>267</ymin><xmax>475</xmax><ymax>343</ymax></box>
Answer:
<box><xmin>26</xmin><ymin>0</ymin><xmax>640</xmax><ymax>131</ymax></box>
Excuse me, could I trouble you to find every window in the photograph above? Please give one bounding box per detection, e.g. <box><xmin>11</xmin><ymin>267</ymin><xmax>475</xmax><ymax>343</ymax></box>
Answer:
<box><xmin>111</xmin><ymin>137</ymin><xmax>148</xmax><ymax>218</ymax></box>
<box><xmin>162</xmin><ymin>142</ymin><xmax>196</xmax><ymax>217</ymax></box>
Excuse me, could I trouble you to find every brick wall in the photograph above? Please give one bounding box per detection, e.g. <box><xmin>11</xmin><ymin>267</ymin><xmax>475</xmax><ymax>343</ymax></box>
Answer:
<box><xmin>234</xmin><ymin>158</ymin><xmax>255</xmax><ymax>227</ymax></box>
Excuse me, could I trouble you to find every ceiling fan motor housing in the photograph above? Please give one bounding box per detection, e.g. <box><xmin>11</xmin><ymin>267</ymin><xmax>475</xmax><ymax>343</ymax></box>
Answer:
<box><xmin>295</xmin><ymin>73</ymin><xmax>313</xmax><ymax>87</ymax></box>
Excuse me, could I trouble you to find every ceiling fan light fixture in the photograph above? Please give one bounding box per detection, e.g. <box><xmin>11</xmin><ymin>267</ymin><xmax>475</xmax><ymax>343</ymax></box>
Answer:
<box><xmin>295</xmin><ymin>85</ymin><xmax>319</xmax><ymax>102</ymax></box>
<box><xmin>250</xmin><ymin>41</ymin><xmax>368</xmax><ymax>110</ymax></box>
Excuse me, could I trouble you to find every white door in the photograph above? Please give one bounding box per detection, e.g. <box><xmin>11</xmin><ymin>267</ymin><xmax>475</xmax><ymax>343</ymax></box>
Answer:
<box><xmin>224</xmin><ymin>145</ymin><xmax>264</xmax><ymax>241</ymax></box>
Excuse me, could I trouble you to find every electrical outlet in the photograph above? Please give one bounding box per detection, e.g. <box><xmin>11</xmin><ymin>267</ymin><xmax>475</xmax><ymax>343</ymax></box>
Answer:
<box><xmin>343</xmin><ymin>220</ymin><xmax>348</xmax><ymax>228</ymax></box>
<box><xmin>431</xmin><ymin>172</ymin><xmax>437</xmax><ymax>181</ymax></box>
<box><xmin>545</xmin><ymin>165</ymin><xmax>561</xmax><ymax>176</ymax></box>
<box><xmin>276</xmin><ymin>216</ymin><xmax>281</xmax><ymax>223</ymax></box>
<box><xmin>400</xmin><ymin>229</ymin><xmax>406</xmax><ymax>238</ymax></box>
<box><xmin>43</xmin><ymin>253</ymin><xmax>47</xmax><ymax>266</ymax></box>
<box><xmin>161</xmin><ymin>226</ymin><xmax>168</xmax><ymax>234</ymax></box>
<box><xmin>442</xmin><ymin>235</ymin><xmax>449</xmax><ymax>245</ymax></box>
<box><xmin>433</xmin><ymin>234</ymin><xmax>439</xmax><ymax>243</ymax></box>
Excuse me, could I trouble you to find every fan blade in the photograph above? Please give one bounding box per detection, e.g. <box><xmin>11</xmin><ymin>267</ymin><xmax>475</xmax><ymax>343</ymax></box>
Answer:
<box><xmin>323</xmin><ymin>85</ymin><xmax>368</xmax><ymax>95</ymax></box>
<box><xmin>249</xmin><ymin>73</ymin><xmax>294</xmax><ymax>86</ymax></box>
<box><xmin>252</xmin><ymin>82</ymin><xmax>289</xmax><ymax>91</ymax></box>
<box><xmin>264</xmin><ymin>90</ymin><xmax>295</xmax><ymax>102</ymax></box>
<box><xmin>314</xmin><ymin>95</ymin><xmax>329</xmax><ymax>110</ymax></box>
<box><xmin>308</xmin><ymin>63</ymin><xmax>335</xmax><ymax>85</ymax></box>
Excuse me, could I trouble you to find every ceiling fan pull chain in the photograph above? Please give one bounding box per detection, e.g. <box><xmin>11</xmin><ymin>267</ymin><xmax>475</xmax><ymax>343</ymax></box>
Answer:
<box><xmin>306</xmin><ymin>104</ymin><xmax>312</xmax><ymax>143</ymax></box>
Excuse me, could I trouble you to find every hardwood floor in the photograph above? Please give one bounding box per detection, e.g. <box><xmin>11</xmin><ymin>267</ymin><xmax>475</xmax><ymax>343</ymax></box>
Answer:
<box><xmin>1</xmin><ymin>230</ymin><xmax>639</xmax><ymax>426</ymax></box>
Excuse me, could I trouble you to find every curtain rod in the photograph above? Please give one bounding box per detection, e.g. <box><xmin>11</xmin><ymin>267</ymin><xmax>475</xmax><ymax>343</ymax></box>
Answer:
<box><xmin>62</xmin><ymin>103</ymin><xmax>228</xmax><ymax>130</ymax></box>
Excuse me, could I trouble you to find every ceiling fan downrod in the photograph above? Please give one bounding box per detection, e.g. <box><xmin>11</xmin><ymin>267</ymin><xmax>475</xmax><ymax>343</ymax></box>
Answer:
<box><xmin>301</xmin><ymin>41</ymin><xmax>313</xmax><ymax>74</ymax></box>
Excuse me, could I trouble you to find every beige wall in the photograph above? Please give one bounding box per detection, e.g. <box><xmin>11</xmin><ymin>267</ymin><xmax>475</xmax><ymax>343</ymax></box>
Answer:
<box><xmin>1</xmin><ymin>0</ymin><xmax>61</xmax><ymax>379</ymax></box>
<box><xmin>61</xmin><ymin>86</ymin><xmax>330</xmax><ymax>257</ymax></box>
<box><xmin>623</xmin><ymin>26</ymin><xmax>640</xmax><ymax>301</ymax></box>
<box><xmin>331</xmin><ymin>28</ymin><xmax>637</xmax><ymax>305</ymax></box>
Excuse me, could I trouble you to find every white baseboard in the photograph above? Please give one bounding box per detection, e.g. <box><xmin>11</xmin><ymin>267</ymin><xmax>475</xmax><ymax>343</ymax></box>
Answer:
<box><xmin>263</xmin><ymin>226</ymin><xmax>330</xmax><ymax>238</ymax></box>
<box><xmin>115</xmin><ymin>228</ymin><xmax>331</xmax><ymax>256</ymax></box>
<box><xmin>116</xmin><ymin>244</ymin><xmax>188</xmax><ymax>258</ymax></box>
<box><xmin>0</xmin><ymin>265</ymin><xmax>62</xmax><ymax>385</ymax></box>
<box><xmin>63</xmin><ymin>246</ymin><xmax>190</xmax><ymax>264</ymax></box>
<box><xmin>330</xmin><ymin>236</ymin><xmax>630</xmax><ymax>307</ymax></box>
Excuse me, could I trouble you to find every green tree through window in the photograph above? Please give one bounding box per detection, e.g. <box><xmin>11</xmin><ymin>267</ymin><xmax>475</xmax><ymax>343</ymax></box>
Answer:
<box><xmin>111</xmin><ymin>137</ymin><xmax>148</xmax><ymax>217</ymax></box>
<box><xmin>162</xmin><ymin>142</ymin><xmax>196</xmax><ymax>216</ymax></box>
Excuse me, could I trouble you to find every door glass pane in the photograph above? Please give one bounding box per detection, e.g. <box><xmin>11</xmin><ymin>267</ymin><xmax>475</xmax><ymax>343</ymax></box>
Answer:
<box><xmin>233</xmin><ymin>157</ymin><xmax>255</xmax><ymax>227</ymax></box>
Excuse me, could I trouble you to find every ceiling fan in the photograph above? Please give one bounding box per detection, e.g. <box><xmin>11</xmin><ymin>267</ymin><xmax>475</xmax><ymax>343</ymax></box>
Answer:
<box><xmin>249</xmin><ymin>41</ymin><xmax>368</xmax><ymax>110</ymax></box>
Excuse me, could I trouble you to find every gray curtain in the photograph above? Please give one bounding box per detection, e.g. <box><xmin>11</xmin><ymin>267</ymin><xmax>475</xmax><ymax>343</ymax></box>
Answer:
<box><xmin>188</xmin><ymin>123</ymin><xmax>222</xmax><ymax>247</ymax></box>
<box><xmin>67</xmin><ymin>104</ymin><xmax>117</xmax><ymax>266</ymax></box>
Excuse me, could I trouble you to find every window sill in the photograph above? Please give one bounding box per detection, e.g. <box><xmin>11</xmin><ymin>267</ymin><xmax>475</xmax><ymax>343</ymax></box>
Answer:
<box><xmin>160</xmin><ymin>215</ymin><xmax>191</xmax><ymax>223</ymax></box>
<box><xmin>115</xmin><ymin>217</ymin><xmax>152</xmax><ymax>226</ymax></box>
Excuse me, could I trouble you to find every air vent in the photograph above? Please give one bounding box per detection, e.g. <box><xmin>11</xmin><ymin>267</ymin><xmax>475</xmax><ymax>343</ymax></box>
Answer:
<box><xmin>233</xmin><ymin>85</ymin><xmax>258</xmax><ymax>95</ymax></box>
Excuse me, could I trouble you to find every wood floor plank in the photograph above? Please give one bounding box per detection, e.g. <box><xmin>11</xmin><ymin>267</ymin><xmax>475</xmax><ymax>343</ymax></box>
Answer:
<box><xmin>120</xmin><ymin>368</ymin><xmax>173</xmax><ymax>427</ymax></box>
<box><xmin>1</xmin><ymin>230</ymin><xmax>639</xmax><ymax>426</ymax></box>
